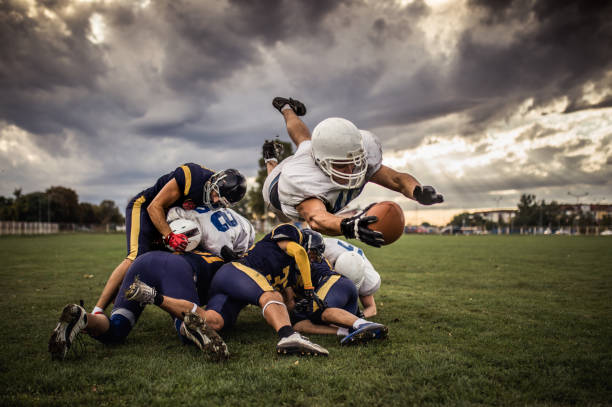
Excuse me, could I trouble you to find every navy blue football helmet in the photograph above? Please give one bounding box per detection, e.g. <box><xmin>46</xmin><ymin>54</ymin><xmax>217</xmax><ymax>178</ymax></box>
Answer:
<box><xmin>203</xmin><ymin>168</ymin><xmax>247</xmax><ymax>208</ymax></box>
<box><xmin>302</xmin><ymin>229</ymin><xmax>325</xmax><ymax>262</ymax></box>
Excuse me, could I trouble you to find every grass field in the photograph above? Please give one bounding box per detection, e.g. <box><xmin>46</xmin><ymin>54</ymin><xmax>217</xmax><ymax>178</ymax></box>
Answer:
<box><xmin>0</xmin><ymin>233</ymin><xmax>611</xmax><ymax>406</ymax></box>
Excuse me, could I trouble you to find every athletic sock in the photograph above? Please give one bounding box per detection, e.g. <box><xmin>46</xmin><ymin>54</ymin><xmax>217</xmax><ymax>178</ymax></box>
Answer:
<box><xmin>337</xmin><ymin>327</ymin><xmax>349</xmax><ymax>337</ymax></box>
<box><xmin>153</xmin><ymin>290</ymin><xmax>164</xmax><ymax>306</ymax></box>
<box><xmin>352</xmin><ymin>318</ymin><xmax>368</xmax><ymax>329</ymax></box>
<box><xmin>277</xmin><ymin>325</ymin><xmax>295</xmax><ymax>339</ymax></box>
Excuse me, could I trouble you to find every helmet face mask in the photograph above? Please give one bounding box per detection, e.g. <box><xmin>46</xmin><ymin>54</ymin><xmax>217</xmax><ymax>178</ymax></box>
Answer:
<box><xmin>311</xmin><ymin>117</ymin><xmax>367</xmax><ymax>190</ymax></box>
<box><xmin>203</xmin><ymin>169</ymin><xmax>247</xmax><ymax>208</ymax></box>
<box><xmin>302</xmin><ymin>229</ymin><xmax>325</xmax><ymax>263</ymax></box>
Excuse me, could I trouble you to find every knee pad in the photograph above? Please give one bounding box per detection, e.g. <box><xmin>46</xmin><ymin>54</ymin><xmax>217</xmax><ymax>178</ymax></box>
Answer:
<box><xmin>261</xmin><ymin>300</ymin><xmax>286</xmax><ymax>317</ymax></box>
<box><xmin>93</xmin><ymin>313</ymin><xmax>133</xmax><ymax>344</ymax></box>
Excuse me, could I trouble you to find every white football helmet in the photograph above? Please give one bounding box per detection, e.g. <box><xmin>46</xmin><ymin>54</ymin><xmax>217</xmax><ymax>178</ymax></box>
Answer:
<box><xmin>311</xmin><ymin>117</ymin><xmax>367</xmax><ymax>189</ymax></box>
<box><xmin>334</xmin><ymin>251</ymin><xmax>366</xmax><ymax>290</ymax></box>
<box><xmin>168</xmin><ymin>218</ymin><xmax>202</xmax><ymax>252</ymax></box>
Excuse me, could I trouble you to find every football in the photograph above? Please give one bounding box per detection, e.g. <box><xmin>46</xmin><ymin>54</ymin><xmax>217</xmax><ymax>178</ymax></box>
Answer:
<box><xmin>365</xmin><ymin>201</ymin><xmax>405</xmax><ymax>245</ymax></box>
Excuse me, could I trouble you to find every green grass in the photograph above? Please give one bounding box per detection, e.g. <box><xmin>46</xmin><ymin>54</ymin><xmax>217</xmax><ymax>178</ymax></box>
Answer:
<box><xmin>0</xmin><ymin>234</ymin><xmax>611</xmax><ymax>406</ymax></box>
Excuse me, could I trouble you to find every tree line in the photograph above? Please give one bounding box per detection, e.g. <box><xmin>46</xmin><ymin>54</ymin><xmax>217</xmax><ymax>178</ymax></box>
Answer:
<box><xmin>0</xmin><ymin>186</ymin><xmax>124</xmax><ymax>225</ymax></box>
<box><xmin>450</xmin><ymin>193</ymin><xmax>611</xmax><ymax>230</ymax></box>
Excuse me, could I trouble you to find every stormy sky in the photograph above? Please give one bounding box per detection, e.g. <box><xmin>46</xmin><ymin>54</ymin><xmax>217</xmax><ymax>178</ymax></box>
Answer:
<box><xmin>1</xmin><ymin>0</ymin><xmax>611</xmax><ymax>224</ymax></box>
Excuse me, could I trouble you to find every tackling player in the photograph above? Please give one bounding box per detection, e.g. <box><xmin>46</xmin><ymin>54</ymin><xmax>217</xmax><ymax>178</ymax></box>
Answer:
<box><xmin>128</xmin><ymin>224</ymin><xmax>329</xmax><ymax>356</ymax></box>
<box><xmin>166</xmin><ymin>205</ymin><xmax>255</xmax><ymax>261</ymax></box>
<box><xmin>49</xmin><ymin>249</ymin><xmax>228</xmax><ymax>361</ymax></box>
<box><xmin>263</xmin><ymin>97</ymin><xmax>443</xmax><ymax>247</ymax></box>
<box><xmin>93</xmin><ymin>164</ymin><xmax>247</xmax><ymax>314</ymax></box>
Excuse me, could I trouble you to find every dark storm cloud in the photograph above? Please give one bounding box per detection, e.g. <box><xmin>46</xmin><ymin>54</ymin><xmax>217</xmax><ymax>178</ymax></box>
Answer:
<box><xmin>0</xmin><ymin>0</ymin><xmax>107</xmax><ymax>139</ymax></box>
<box><xmin>227</xmin><ymin>0</ymin><xmax>353</xmax><ymax>44</ymax></box>
<box><xmin>450</xmin><ymin>0</ymin><xmax>612</xmax><ymax>131</ymax></box>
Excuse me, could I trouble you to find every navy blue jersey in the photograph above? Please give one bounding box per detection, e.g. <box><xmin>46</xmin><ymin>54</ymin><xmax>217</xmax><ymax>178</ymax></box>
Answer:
<box><xmin>310</xmin><ymin>259</ymin><xmax>336</xmax><ymax>287</ymax></box>
<box><xmin>240</xmin><ymin>223</ymin><xmax>310</xmax><ymax>290</ymax></box>
<box><xmin>179</xmin><ymin>250</ymin><xmax>224</xmax><ymax>303</ymax></box>
<box><xmin>136</xmin><ymin>163</ymin><xmax>215</xmax><ymax>208</ymax></box>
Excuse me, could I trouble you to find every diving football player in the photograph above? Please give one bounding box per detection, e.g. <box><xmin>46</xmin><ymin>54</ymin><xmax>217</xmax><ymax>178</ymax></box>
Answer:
<box><xmin>263</xmin><ymin>97</ymin><xmax>443</xmax><ymax>247</ymax></box>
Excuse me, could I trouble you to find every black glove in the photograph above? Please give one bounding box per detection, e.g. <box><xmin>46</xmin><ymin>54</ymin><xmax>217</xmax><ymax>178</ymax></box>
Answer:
<box><xmin>302</xmin><ymin>288</ymin><xmax>327</xmax><ymax>313</ymax></box>
<box><xmin>413</xmin><ymin>185</ymin><xmax>444</xmax><ymax>205</ymax></box>
<box><xmin>340</xmin><ymin>204</ymin><xmax>384</xmax><ymax>247</ymax></box>
<box><xmin>220</xmin><ymin>245</ymin><xmax>241</xmax><ymax>262</ymax></box>
<box><xmin>356</xmin><ymin>308</ymin><xmax>365</xmax><ymax>319</ymax></box>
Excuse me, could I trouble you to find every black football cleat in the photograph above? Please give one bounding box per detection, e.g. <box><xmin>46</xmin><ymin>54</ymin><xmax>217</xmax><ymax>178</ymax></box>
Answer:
<box><xmin>272</xmin><ymin>97</ymin><xmax>307</xmax><ymax>116</ymax></box>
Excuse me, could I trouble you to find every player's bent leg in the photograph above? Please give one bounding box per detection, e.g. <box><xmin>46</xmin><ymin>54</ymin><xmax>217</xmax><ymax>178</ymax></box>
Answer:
<box><xmin>48</xmin><ymin>304</ymin><xmax>87</xmax><ymax>360</ymax></box>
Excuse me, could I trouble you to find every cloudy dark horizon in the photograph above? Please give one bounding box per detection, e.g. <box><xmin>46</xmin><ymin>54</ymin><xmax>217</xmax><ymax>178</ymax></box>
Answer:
<box><xmin>1</xmin><ymin>0</ymin><xmax>611</xmax><ymax>224</ymax></box>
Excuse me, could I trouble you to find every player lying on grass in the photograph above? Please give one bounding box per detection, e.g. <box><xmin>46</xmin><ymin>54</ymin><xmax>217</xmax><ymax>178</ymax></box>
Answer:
<box><xmin>49</xmin><ymin>247</ymin><xmax>229</xmax><ymax>361</ymax></box>
<box><xmin>262</xmin><ymin>96</ymin><xmax>443</xmax><ymax>248</ymax></box>
<box><xmin>288</xmin><ymin>229</ymin><xmax>388</xmax><ymax>345</ymax></box>
<box><xmin>93</xmin><ymin>164</ymin><xmax>247</xmax><ymax>315</ymax></box>
<box><xmin>165</xmin><ymin>205</ymin><xmax>255</xmax><ymax>261</ymax></box>
<box><xmin>323</xmin><ymin>237</ymin><xmax>381</xmax><ymax>318</ymax></box>
<box><xmin>125</xmin><ymin>223</ymin><xmax>329</xmax><ymax>357</ymax></box>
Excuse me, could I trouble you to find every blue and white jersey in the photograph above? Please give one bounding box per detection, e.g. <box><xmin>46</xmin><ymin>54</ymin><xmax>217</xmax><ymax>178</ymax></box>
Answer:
<box><xmin>263</xmin><ymin>130</ymin><xmax>383</xmax><ymax>220</ymax></box>
<box><xmin>167</xmin><ymin>206</ymin><xmax>255</xmax><ymax>257</ymax></box>
<box><xmin>323</xmin><ymin>237</ymin><xmax>381</xmax><ymax>297</ymax></box>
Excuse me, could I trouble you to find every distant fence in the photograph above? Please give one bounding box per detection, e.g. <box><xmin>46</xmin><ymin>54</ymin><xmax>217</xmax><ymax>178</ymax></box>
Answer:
<box><xmin>0</xmin><ymin>221</ymin><xmax>59</xmax><ymax>235</ymax></box>
<box><xmin>0</xmin><ymin>221</ymin><xmax>126</xmax><ymax>235</ymax></box>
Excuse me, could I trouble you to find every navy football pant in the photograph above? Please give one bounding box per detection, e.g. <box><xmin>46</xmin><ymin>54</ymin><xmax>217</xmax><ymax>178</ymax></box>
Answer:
<box><xmin>292</xmin><ymin>275</ymin><xmax>359</xmax><ymax>325</ymax></box>
<box><xmin>206</xmin><ymin>262</ymin><xmax>274</xmax><ymax>329</ymax></box>
<box><xmin>94</xmin><ymin>251</ymin><xmax>199</xmax><ymax>344</ymax></box>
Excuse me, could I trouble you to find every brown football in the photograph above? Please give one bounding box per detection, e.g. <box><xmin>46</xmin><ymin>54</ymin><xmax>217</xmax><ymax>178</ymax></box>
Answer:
<box><xmin>365</xmin><ymin>201</ymin><xmax>405</xmax><ymax>245</ymax></box>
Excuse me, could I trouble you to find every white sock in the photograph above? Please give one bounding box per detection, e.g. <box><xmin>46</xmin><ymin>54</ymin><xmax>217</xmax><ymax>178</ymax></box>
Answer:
<box><xmin>281</xmin><ymin>104</ymin><xmax>292</xmax><ymax>112</ymax></box>
<box><xmin>337</xmin><ymin>327</ymin><xmax>349</xmax><ymax>337</ymax></box>
<box><xmin>92</xmin><ymin>306</ymin><xmax>104</xmax><ymax>314</ymax></box>
<box><xmin>352</xmin><ymin>318</ymin><xmax>368</xmax><ymax>329</ymax></box>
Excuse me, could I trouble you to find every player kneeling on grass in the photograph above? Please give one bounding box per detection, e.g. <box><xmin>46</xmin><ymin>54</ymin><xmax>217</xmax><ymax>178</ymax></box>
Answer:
<box><xmin>289</xmin><ymin>229</ymin><xmax>388</xmax><ymax>345</ymax></box>
<box><xmin>49</xmin><ymin>221</ymin><xmax>229</xmax><ymax>361</ymax></box>
<box><xmin>127</xmin><ymin>224</ymin><xmax>329</xmax><ymax>357</ymax></box>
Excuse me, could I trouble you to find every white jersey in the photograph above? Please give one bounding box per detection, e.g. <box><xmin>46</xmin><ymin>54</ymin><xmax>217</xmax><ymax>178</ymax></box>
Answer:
<box><xmin>263</xmin><ymin>130</ymin><xmax>383</xmax><ymax>220</ymax></box>
<box><xmin>167</xmin><ymin>206</ymin><xmax>255</xmax><ymax>257</ymax></box>
<box><xmin>323</xmin><ymin>237</ymin><xmax>381</xmax><ymax>297</ymax></box>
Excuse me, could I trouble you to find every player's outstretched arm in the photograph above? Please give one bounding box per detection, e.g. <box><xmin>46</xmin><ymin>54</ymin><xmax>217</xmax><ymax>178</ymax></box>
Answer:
<box><xmin>370</xmin><ymin>165</ymin><xmax>443</xmax><ymax>205</ymax></box>
<box><xmin>297</xmin><ymin>198</ymin><xmax>344</xmax><ymax>236</ymax></box>
<box><xmin>360</xmin><ymin>295</ymin><xmax>377</xmax><ymax>318</ymax></box>
<box><xmin>298</xmin><ymin>198</ymin><xmax>384</xmax><ymax>247</ymax></box>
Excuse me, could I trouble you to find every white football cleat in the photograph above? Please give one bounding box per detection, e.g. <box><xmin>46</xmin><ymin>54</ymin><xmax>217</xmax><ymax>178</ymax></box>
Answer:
<box><xmin>276</xmin><ymin>332</ymin><xmax>329</xmax><ymax>356</ymax></box>
<box><xmin>48</xmin><ymin>304</ymin><xmax>87</xmax><ymax>360</ymax></box>
<box><xmin>124</xmin><ymin>275</ymin><xmax>157</xmax><ymax>306</ymax></box>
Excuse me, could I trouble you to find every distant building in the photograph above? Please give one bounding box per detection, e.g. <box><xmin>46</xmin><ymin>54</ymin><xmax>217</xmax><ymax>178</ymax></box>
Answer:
<box><xmin>559</xmin><ymin>204</ymin><xmax>612</xmax><ymax>221</ymax></box>
<box><xmin>471</xmin><ymin>209</ymin><xmax>517</xmax><ymax>223</ymax></box>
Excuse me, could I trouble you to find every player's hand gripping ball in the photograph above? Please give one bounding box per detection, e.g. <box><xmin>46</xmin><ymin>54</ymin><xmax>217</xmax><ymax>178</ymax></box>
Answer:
<box><xmin>365</xmin><ymin>201</ymin><xmax>405</xmax><ymax>245</ymax></box>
